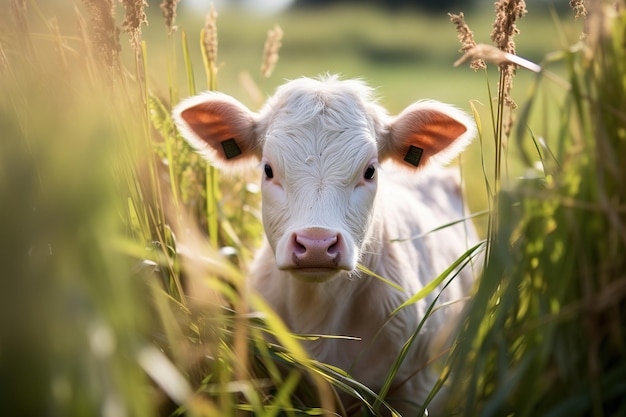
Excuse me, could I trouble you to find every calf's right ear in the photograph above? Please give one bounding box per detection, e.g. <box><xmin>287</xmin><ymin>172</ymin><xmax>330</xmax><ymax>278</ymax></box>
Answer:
<box><xmin>173</xmin><ymin>92</ymin><xmax>261</xmax><ymax>169</ymax></box>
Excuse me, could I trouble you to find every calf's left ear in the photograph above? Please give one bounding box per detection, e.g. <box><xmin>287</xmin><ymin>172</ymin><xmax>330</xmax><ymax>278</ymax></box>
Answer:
<box><xmin>381</xmin><ymin>101</ymin><xmax>476</xmax><ymax>169</ymax></box>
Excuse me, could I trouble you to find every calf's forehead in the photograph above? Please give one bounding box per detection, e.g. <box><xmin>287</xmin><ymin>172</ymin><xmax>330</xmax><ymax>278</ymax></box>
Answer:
<box><xmin>258</xmin><ymin>79</ymin><xmax>385</xmax><ymax>167</ymax></box>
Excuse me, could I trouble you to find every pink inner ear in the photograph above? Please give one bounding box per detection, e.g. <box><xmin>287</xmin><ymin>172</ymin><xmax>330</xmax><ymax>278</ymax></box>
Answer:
<box><xmin>181</xmin><ymin>106</ymin><xmax>241</xmax><ymax>145</ymax></box>
<box><xmin>406</xmin><ymin>111</ymin><xmax>467</xmax><ymax>154</ymax></box>
<box><xmin>391</xmin><ymin>109</ymin><xmax>468</xmax><ymax>167</ymax></box>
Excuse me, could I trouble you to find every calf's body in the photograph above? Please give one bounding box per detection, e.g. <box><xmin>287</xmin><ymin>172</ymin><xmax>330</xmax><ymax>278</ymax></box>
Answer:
<box><xmin>174</xmin><ymin>75</ymin><xmax>478</xmax><ymax>415</ymax></box>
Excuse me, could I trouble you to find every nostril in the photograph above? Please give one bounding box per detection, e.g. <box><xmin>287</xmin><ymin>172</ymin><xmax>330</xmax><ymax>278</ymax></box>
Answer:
<box><xmin>293</xmin><ymin>237</ymin><xmax>307</xmax><ymax>255</ymax></box>
<box><xmin>290</xmin><ymin>229</ymin><xmax>343</xmax><ymax>267</ymax></box>
<box><xmin>327</xmin><ymin>236</ymin><xmax>340</xmax><ymax>255</ymax></box>
<box><xmin>279</xmin><ymin>228</ymin><xmax>352</xmax><ymax>271</ymax></box>
<box><xmin>295</xmin><ymin>234</ymin><xmax>336</xmax><ymax>252</ymax></box>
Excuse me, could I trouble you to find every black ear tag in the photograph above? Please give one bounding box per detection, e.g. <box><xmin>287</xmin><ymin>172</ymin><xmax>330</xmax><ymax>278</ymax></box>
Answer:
<box><xmin>221</xmin><ymin>138</ymin><xmax>242</xmax><ymax>159</ymax></box>
<box><xmin>404</xmin><ymin>145</ymin><xmax>423</xmax><ymax>167</ymax></box>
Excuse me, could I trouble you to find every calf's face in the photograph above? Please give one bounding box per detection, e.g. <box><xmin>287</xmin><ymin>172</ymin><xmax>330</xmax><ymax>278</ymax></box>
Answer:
<box><xmin>259</xmin><ymin>86</ymin><xmax>381</xmax><ymax>282</ymax></box>
<box><xmin>174</xmin><ymin>77</ymin><xmax>474</xmax><ymax>282</ymax></box>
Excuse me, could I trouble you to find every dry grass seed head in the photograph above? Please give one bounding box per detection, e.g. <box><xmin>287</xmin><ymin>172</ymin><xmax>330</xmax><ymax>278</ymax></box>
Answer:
<box><xmin>570</xmin><ymin>0</ymin><xmax>588</xmax><ymax>19</ymax></box>
<box><xmin>449</xmin><ymin>12</ymin><xmax>486</xmax><ymax>71</ymax></box>
<box><xmin>490</xmin><ymin>0</ymin><xmax>527</xmax><ymax>133</ymax></box>
<box><xmin>202</xmin><ymin>5</ymin><xmax>218</xmax><ymax>70</ymax></box>
<box><xmin>121</xmin><ymin>0</ymin><xmax>148</xmax><ymax>53</ymax></box>
<box><xmin>261</xmin><ymin>25</ymin><xmax>283</xmax><ymax>79</ymax></box>
<box><xmin>491</xmin><ymin>0</ymin><xmax>527</xmax><ymax>54</ymax></box>
<box><xmin>581</xmin><ymin>1</ymin><xmax>625</xmax><ymax>55</ymax></box>
<box><xmin>160</xmin><ymin>0</ymin><xmax>181</xmax><ymax>35</ymax></box>
<box><xmin>80</xmin><ymin>0</ymin><xmax>121</xmax><ymax>72</ymax></box>
<box><xmin>502</xmin><ymin>65</ymin><xmax>518</xmax><ymax>108</ymax></box>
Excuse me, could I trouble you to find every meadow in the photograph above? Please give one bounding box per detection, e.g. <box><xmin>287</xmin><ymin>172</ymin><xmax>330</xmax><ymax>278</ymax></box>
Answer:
<box><xmin>157</xmin><ymin>3</ymin><xmax>584</xmax><ymax>230</ymax></box>
<box><xmin>1</xmin><ymin>0</ymin><xmax>624</xmax><ymax>416</ymax></box>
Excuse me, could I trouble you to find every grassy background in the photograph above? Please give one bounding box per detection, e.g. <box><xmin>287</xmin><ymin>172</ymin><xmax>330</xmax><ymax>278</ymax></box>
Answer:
<box><xmin>2</xmin><ymin>1</ymin><xmax>623</xmax><ymax>416</ymax></box>
<box><xmin>151</xmin><ymin>3</ymin><xmax>579</xmax><ymax>107</ymax></box>
<box><xmin>144</xmin><ymin>2</ymin><xmax>583</xmax><ymax>233</ymax></box>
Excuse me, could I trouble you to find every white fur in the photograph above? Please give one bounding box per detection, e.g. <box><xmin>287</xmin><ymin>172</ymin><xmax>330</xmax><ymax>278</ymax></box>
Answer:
<box><xmin>173</xmin><ymin>75</ymin><xmax>479</xmax><ymax>416</ymax></box>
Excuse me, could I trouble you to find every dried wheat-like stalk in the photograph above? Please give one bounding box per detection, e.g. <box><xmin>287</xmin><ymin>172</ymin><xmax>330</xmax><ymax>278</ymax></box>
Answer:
<box><xmin>454</xmin><ymin>43</ymin><xmax>571</xmax><ymax>90</ymax></box>
<box><xmin>491</xmin><ymin>0</ymin><xmax>527</xmax><ymax>136</ymax></box>
<box><xmin>449</xmin><ymin>12</ymin><xmax>486</xmax><ymax>71</ymax></box>
<box><xmin>261</xmin><ymin>25</ymin><xmax>283</xmax><ymax>79</ymax></box>
<box><xmin>491</xmin><ymin>0</ymin><xmax>527</xmax><ymax>82</ymax></box>
<box><xmin>81</xmin><ymin>0</ymin><xmax>121</xmax><ymax>72</ymax></box>
<box><xmin>121</xmin><ymin>0</ymin><xmax>148</xmax><ymax>53</ymax></box>
<box><xmin>160</xmin><ymin>0</ymin><xmax>181</xmax><ymax>36</ymax></box>
<box><xmin>570</xmin><ymin>0</ymin><xmax>588</xmax><ymax>19</ymax></box>
<box><xmin>491</xmin><ymin>0</ymin><xmax>527</xmax><ymax>55</ymax></box>
<box><xmin>454</xmin><ymin>43</ymin><xmax>538</xmax><ymax>72</ymax></box>
<box><xmin>202</xmin><ymin>4</ymin><xmax>219</xmax><ymax>74</ymax></box>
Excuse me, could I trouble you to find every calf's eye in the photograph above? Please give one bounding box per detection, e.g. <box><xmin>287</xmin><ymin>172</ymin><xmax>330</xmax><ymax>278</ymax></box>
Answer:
<box><xmin>364</xmin><ymin>165</ymin><xmax>376</xmax><ymax>180</ymax></box>
<box><xmin>264</xmin><ymin>164</ymin><xmax>274</xmax><ymax>179</ymax></box>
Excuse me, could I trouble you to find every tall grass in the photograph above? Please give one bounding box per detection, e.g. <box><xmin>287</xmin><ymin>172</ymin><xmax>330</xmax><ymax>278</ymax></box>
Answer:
<box><xmin>448</xmin><ymin>1</ymin><xmax>626</xmax><ymax>416</ymax></box>
<box><xmin>0</xmin><ymin>1</ymin><xmax>333</xmax><ymax>416</ymax></box>
<box><xmin>1</xmin><ymin>1</ymin><xmax>624</xmax><ymax>416</ymax></box>
<box><xmin>0</xmin><ymin>4</ymin><xmax>153</xmax><ymax>415</ymax></box>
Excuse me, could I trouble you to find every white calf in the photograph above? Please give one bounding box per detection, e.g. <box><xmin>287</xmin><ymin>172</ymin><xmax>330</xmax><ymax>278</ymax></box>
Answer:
<box><xmin>174</xmin><ymin>75</ymin><xmax>478</xmax><ymax>416</ymax></box>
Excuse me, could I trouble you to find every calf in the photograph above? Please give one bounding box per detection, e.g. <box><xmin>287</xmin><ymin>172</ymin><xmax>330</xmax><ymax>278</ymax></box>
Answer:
<box><xmin>174</xmin><ymin>75</ymin><xmax>478</xmax><ymax>416</ymax></box>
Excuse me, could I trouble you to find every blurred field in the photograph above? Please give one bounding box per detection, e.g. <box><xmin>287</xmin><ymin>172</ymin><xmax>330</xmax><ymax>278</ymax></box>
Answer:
<box><xmin>140</xmin><ymin>3</ymin><xmax>584</xmax><ymax>231</ymax></box>
<box><xmin>150</xmin><ymin>3</ymin><xmax>579</xmax><ymax>106</ymax></box>
<box><xmin>3</xmin><ymin>1</ymin><xmax>622</xmax><ymax>416</ymax></box>
<box><xmin>15</xmin><ymin>2</ymin><xmax>583</xmax><ymax>239</ymax></box>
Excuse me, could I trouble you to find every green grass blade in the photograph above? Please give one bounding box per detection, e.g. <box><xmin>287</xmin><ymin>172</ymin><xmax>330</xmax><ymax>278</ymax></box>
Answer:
<box><xmin>390</xmin><ymin>210</ymin><xmax>488</xmax><ymax>243</ymax></box>
<box><xmin>181</xmin><ymin>29</ymin><xmax>196</xmax><ymax>96</ymax></box>
<box><xmin>391</xmin><ymin>241</ymin><xmax>485</xmax><ymax>316</ymax></box>
<box><xmin>357</xmin><ymin>264</ymin><xmax>405</xmax><ymax>293</ymax></box>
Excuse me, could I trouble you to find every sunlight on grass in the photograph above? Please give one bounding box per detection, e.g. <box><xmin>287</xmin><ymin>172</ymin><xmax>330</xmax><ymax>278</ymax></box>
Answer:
<box><xmin>1</xmin><ymin>0</ymin><xmax>624</xmax><ymax>416</ymax></box>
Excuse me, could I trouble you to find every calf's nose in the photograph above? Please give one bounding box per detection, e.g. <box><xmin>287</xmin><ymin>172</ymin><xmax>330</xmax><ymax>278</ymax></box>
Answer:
<box><xmin>288</xmin><ymin>227</ymin><xmax>344</xmax><ymax>269</ymax></box>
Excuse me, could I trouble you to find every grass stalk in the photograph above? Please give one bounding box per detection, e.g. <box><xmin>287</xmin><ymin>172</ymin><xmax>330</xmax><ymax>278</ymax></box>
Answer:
<box><xmin>6</xmin><ymin>2</ymin><xmax>623</xmax><ymax>416</ymax></box>
<box><xmin>199</xmin><ymin>8</ymin><xmax>220</xmax><ymax>248</ymax></box>
<box><xmin>448</xmin><ymin>3</ymin><xmax>626</xmax><ymax>416</ymax></box>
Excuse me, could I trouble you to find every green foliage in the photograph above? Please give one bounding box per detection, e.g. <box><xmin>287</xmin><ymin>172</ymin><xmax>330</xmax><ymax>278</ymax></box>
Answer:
<box><xmin>2</xmin><ymin>1</ymin><xmax>623</xmax><ymax>417</ymax></box>
<box><xmin>449</xmin><ymin>4</ymin><xmax>626</xmax><ymax>416</ymax></box>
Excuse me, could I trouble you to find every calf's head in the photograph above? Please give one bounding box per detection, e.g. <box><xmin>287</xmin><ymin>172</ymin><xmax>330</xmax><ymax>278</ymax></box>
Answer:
<box><xmin>174</xmin><ymin>76</ymin><xmax>474</xmax><ymax>282</ymax></box>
